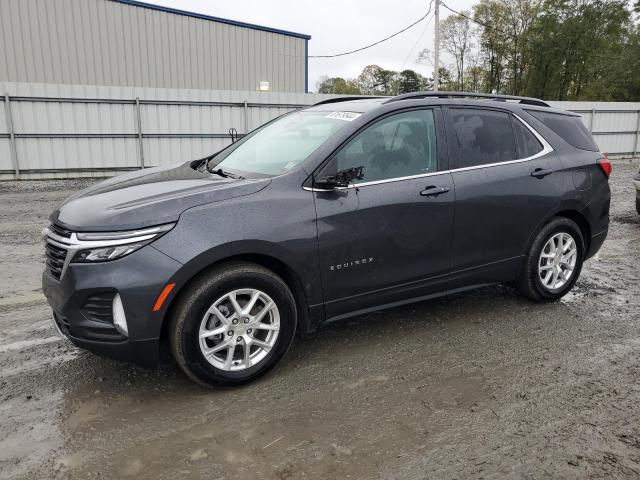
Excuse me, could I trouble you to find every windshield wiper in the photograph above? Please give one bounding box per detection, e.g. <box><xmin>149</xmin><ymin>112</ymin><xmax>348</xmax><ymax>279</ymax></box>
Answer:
<box><xmin>209</xmin><ymin>168</ymin><xmax>245</xmax><ymax>180</ymax></box>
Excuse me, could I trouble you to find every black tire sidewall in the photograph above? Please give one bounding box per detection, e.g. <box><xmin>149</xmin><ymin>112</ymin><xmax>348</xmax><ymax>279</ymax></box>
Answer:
<box><xmin>174</xmin><ymin>266</ymin><xmax>296</xmax><ymax>387</ymax></box>
<box><xmin>529</xmin><ymin>219</ymin><xmax>584</xmax><ymax>300</ymax></box>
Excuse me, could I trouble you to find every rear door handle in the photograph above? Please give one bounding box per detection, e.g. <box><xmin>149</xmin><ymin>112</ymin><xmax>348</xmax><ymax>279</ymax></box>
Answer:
<box><xmin>531</xmin><ymin>168</ymin><xmax>554</xmax><ymax>178</ymax></box>
<box><xmin>420</xmin><ymin>185</ymin><xmax>450</xmax><ymax>197</ymax></box>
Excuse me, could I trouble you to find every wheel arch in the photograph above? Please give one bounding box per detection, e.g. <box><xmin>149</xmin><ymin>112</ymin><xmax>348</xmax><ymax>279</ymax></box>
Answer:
<box><xmin>551</xmin><ymin>209</ymin><xmax>591</xmax><ymax>255</ymax></box>
<box><xmin>159</xmin><ymin>247</ymin><xmax>318</xmax><ymax>342</ymax></box>
<box><xmin>518</xmin><ymin>207</ymin><xmax>591</xmax><ymax>281</ymax></box>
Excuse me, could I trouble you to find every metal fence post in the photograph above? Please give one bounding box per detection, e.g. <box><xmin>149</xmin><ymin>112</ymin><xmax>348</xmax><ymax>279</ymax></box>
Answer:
<box><xmin>243</xmin><ymin>100</ymin><xmax>249</xmax><ymax>134</ymax></box>
<box><xmin>589</xmin><ymin>108</ymin><xmax>595</xmax><ymax>132</ymax></box>
<box><xmin>3</xmin><ymin>93</ymin><xmax>19</xmax><ymax>178</ymax></box>
<box><xmin>135</xmin><ymin>97</ymin><xmax>145</xmax><ymax>169</ymax></box>
<box><xmin>634</xmin><ymin>110</ymin><xmax>640</xmax><ymax>157</ymax></box>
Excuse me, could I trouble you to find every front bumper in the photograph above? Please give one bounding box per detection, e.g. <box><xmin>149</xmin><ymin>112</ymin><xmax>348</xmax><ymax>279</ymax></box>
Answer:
<box><xmin>42</xmin><ymin>245</ymin><xmax>183</xmax><ymax>367</ymax></box>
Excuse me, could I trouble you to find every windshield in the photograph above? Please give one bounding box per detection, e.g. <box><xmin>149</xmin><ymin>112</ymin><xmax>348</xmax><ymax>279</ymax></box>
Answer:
<box><xmin>211</xmin><ymin>111</ymin><xmax>359</xmax><ymax>177</ymax></box>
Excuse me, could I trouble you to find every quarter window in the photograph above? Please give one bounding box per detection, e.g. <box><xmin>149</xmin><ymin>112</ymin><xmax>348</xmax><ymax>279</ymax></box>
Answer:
<box><xmin>331</xmin><ymin>109</ymin><xmax>437</xmax><ymax>184</ymax></box>
<box><xmin>511</xmin><ymin>116</ymin><xmax>543</xmax><ymax>158</ymax></box>
<box><xmin>526</xmin><ymin>110</ymin><xmax>598</xmax><ymax>151</ymax></box>
<box><xmin>450</xmin><ymin>108</ymin><xmax>517</xmax><ymax>168</ymax></box>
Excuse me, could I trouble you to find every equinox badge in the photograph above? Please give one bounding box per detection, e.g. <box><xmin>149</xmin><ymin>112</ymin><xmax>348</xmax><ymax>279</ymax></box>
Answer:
<box><xmin>330</xmin><ymin>257</ymin><xmax>374</xmax><ymax>271</ymax></box>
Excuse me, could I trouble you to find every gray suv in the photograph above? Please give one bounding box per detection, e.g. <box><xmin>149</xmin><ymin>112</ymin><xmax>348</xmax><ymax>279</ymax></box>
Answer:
<box><xmin>42</xmin><ymin>92</ymin><xmax>611</xmax><ymax>387</ymax></box>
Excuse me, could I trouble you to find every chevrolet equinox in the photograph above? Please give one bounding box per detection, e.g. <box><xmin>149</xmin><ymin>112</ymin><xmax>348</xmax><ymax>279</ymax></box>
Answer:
<box><xmin>42</xmin><ymin>92</ymin><xmax>611</xmax><ymax>387</ymax></box>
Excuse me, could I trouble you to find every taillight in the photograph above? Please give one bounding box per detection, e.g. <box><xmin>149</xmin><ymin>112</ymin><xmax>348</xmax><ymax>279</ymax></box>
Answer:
<box><xmin>597</xmin><ymin>154</ymin><xmax>612</xmax><ymax>178</ymax></box>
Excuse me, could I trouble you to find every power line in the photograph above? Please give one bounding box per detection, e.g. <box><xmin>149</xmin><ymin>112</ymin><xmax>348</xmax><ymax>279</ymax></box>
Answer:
<box><xmin>309</xmin><ymin>6</ymin><xmax>434</xmax><ymax>58</ymax></box>
<box><xmin>401</xmin><ymin>0</ymin><xmax>435</xmax><ymax>70</ymax></box>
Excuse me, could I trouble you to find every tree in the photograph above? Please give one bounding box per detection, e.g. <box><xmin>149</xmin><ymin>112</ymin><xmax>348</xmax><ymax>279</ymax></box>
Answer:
<box><xmin>440</xmin><ymin>13</ymin><xmax>473</xmax><ymax>90</ymax></box>
<box><xmin>316</xmin><ymin>76</ymin><xmax>362</xmax><ymax>94</ymax></box>
<box><xmin>503</xmin><ymin>0</ymin><xmax>540</xmax><ymax>95</ymax></box>
<box><xmin>459</xmin><ymin>0</ymin><xmax>639</xmax><ymax>100</ymax></box>
<box><xmin>395</xmin><ymin>70</ymin><xmax>429</xmax><ymax>94</ymax></box>
<box><xmin>435</xmin><ymin>67</ymin><xmax>454</xmax><ymax>90</ymax></box>
<box><xmin>524</xmin><ymin>0</ymin><xmax>633</xmax><ymax>100</ymax></box>
<box><xmin>356</xmin><ymin>65</ymin><xmax>397</xmax><ymax>95</ymax></box>
<box><xmin>318</xmin><ymin>19</ymin><xmax>640</xmax><ymax>102</ymax></box>
<box><xmin>473</xmin><ymin>0</ymin><xmax>510</xmax><ymax>93</ymax></box>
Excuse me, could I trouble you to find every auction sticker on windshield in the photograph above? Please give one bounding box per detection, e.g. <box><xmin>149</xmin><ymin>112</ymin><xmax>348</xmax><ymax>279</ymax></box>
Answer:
<box><xmin>326</xmin><ymin>111</ymin><xmax>361</xmax><ymax>121</ymax></box>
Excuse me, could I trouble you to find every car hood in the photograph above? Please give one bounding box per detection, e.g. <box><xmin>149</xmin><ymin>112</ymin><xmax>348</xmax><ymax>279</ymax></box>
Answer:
<box><xmin>51</xmin><ymin>162</ymin><xmax>271</xmax><ymax>231</ymax></box>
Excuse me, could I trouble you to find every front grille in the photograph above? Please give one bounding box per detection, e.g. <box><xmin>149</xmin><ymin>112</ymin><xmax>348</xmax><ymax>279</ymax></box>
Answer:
<box><xmin>44</xmin><ymin>241</ymin><xmax>67</xmax><ymax>280</ymax></box>
<box><xmin>43</xmin><ymin>223</ymin><xmax>73</xmax><ymax>280</ymax></box>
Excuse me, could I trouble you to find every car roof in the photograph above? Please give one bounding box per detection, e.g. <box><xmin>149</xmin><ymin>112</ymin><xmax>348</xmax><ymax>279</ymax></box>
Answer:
<box><xmin>305</xmin><ymin>92</ymin><xmax>578</xmax><ymax>117</ymax></box>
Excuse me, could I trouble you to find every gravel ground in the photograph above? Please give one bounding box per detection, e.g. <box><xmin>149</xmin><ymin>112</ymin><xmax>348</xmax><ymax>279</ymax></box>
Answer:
<box><xmin>0</xmin><ymin>163</ymin><xmax>639</xmax><ymax>480</ymax></box>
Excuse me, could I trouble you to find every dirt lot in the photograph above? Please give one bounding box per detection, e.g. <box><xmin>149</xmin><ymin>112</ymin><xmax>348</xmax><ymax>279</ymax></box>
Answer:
<box><xmin>0</xmin><ymin>163</ymin><xmax>639</xmax><ymax>480</ymax></box>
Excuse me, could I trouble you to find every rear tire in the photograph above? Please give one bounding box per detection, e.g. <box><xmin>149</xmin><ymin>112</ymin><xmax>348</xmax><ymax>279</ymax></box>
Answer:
<box><xmin>170</xmin><ymin>262</ymin><xmax>297</xmax><ymax>387</ymax></box>
<box><xmin>518</xmin><ymin>218</ymin><xmax>585</xmax><ymax>302</ymax></box>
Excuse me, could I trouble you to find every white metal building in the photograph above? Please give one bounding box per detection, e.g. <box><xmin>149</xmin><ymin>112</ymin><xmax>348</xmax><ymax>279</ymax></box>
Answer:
<box><xmin>0</xmin><ymin>0</ymin><xmax>311</xmax><ymax>93</ymax></box>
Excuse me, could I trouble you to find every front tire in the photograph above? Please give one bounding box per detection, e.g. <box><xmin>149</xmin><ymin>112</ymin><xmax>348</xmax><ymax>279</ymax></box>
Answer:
<box><xmin>518</xmin><ymin>218</ymin><xmax>585</xmax><ymax>302</ymax></box>
<box><xmin>170</xmin><ymin>262</ymin><xmax>297</xmax><ymax>387</ymax></box>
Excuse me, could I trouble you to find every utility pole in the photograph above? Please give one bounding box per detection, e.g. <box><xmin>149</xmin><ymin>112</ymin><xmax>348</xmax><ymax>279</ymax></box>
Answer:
<box><xmin>433</xmin><ymin>0</ymin><xmax>440</xmax><ymax>91</ymax></box>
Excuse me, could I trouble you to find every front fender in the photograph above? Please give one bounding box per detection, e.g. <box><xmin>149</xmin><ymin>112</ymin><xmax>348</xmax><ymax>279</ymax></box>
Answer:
<box><xmin>150</xmin><ymin>183</ymin><xmax>323</xmax><ymax>331</ymax></box>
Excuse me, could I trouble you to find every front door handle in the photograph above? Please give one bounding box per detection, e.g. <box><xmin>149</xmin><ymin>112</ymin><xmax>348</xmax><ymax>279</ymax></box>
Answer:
<box><xmin>420</xmin><ymin>185</ymin><xmax>450</xmax><ymax>197</ymax></box>
<box><xmin>531</xmin><ymin>168</ymin><xmax>554</xmax><ymax>178</ymax></box>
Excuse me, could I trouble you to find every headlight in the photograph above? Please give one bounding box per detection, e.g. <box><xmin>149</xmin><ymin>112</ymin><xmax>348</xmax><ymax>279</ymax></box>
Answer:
<box><xmin>71</xmin><ymin>223</ymin><xmax>174</xmax><ymax>263</ymax></box>
<box><xmin>73</xmin><ymin>244</ymin><xmax>146</xmax><ymax>262</ymax></box>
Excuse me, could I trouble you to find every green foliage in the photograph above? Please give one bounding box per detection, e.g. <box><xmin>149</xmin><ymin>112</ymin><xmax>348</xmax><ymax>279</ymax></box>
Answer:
<box><xmin>469</xmin><ymin>0</ymin><xmax>640</xmax><ymax>100</ymax></box>
<box><xmin>316</xmin><ymin>76</ymin><xmax>362</xmax><ymax>94</ymax></box>
<box><xmin>396</xmin><ymin>70</ymin><xmax>424</xmax><ymax>93</ymax></box>
<box><xmin>523</xmin><ymin>0</ymin><xmax>635</xmax><ymax>100</ymax></box>
<box><xmin>440</xmin><ymin>13</ymin><xmax>473</xmax><ymax>90</ymax></box>
<box><xmin>316</xmin><ymin>65</ymin><xmax>432</xmax><ymax>95</ymax></box>
<box><xmin>318</xmin><ymin>0</ymin><xmax>640</xmax><ymax>100</ymax></box>
<box><xmin>351</xmin><ymin>65</ymin><xmax>389</xmax><ymax>94</ymax></box>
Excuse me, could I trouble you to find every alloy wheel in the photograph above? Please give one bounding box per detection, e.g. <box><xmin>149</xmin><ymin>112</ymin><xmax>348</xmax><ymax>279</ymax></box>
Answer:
<box><xmin>538</xmin><ymin>232</ymin><xmax>578</xmax><ymax>290</ymax></box>
<box><xmin>198</xmin><ymin>288</ymin><xmax>280</xmax><ymax>371</ymax></box>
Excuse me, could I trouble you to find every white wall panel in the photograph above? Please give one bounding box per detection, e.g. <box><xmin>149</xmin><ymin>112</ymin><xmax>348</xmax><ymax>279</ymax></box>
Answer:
<box><xmin>10</xmin><ymin>101</ymin><xmax>137</xmax><ymax>134</ymax></box>
<box><xmin>15</xmin><ymin>138</ymin><xmax>138</xmax><ymax>170</ymax></box>
<box><xmin>143</xmin><ymin>137</ymin><xmax>227</xmax><ymax>167</ymax></box>
<box><xmin>590</xmin><ymin>134</ymin><xmax>636</xmax><ymax>155</ymax></box>
<box><xmin>0</xmin><ymin>98</ymin><xmax>8</xmax><ymax>133</ymax></box>
<box><xmin>0</xmin><ymin>139</ymin><xmax>11</xmax><ymax>170</ymax></box>
<box><xmin>0</xmin><ymin>82</ymin><xmax>637</xmax><ymax>179</ymax></box>
<box><xmin>591</xmin><ymin>111</ymin><xmax>638</xmax><ymax>132</ymax></box>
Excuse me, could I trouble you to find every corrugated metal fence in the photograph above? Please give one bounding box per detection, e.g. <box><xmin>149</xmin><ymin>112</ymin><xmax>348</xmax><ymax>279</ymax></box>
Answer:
<box><xmin>1</xmin><ymin>82</ymin><xmax>639</xmax><ymax>180</ymax></box>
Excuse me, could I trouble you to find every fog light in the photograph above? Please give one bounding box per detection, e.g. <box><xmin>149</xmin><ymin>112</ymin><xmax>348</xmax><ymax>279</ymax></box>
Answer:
<box><xmin>112</xmin><ymin>294</ymin><xmax>128</xmax><ymax>336</ymax></box>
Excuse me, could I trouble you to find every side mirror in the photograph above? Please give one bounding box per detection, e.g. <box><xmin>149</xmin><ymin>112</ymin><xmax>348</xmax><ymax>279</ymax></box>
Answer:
<box><xmin>314</xmin><ymin>166</ymin><xmax>364</xmax><ymax>189</ymax></box>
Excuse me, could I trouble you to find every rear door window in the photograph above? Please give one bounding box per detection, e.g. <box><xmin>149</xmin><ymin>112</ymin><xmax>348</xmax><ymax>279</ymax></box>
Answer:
<box><xmin>526</xmin><ymin>110</ymin><xmax>598</xmax><ymax>151</ymax></box>
<box><xmin>511</xmin><ymin>116</ymin><xmax>543</xmax><ymax>158</ymax></box>
<box><xmin>449</xmin><ymin>108</ymin><xmax>517</xmax><ymax>168</ymax></box>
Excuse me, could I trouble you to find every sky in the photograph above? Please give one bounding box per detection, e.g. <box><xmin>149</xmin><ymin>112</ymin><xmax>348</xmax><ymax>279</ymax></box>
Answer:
<box><xmin>150</xmin><ymin>0</ymin><xmax>475</xmax><ymax>91</ymax></box>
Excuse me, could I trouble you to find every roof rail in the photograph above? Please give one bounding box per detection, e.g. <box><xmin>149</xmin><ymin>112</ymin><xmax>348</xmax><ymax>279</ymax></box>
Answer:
<box><xmin>313</xmin><ymin>96</ymin><xmax>384</xmax><ymax>106</ymax></box>
<box><xmin>383</xmin><ymin>91</ymin><xmax>550</xmax><ymax>108</ymax></box>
